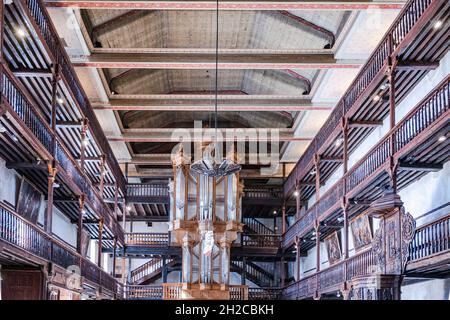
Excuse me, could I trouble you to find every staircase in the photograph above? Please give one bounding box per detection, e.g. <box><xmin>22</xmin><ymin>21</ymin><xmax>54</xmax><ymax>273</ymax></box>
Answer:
<box><xmin>130</xmin><ymin>258</ymin><xmax>178</xmax><ymax>285</ymax></box>
<box><xmin>231</xmin><ymin>260</ymin><xmax>275</xmax><ymax>287</ymax></box>
<box><xmin>243</xmin><ymin>217</ymin><xmax>274</xmax><ymax>235</ymax></box>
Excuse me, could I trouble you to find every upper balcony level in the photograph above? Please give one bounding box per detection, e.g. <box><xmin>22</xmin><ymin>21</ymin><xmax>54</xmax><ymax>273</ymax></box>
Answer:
<box><xmin>284</xmin><ymin>0</ymin><xmax>449</xmax><ymax>201</ymax></box>
<box><xmin>282</xmin><ymin>0</ymin><xmax>450</xmax><ymax>249</ymax></box>
<box><xmin>0</xmin><ymin>0</ymin><xmax>128</xmax><ymax>245</ymax></box>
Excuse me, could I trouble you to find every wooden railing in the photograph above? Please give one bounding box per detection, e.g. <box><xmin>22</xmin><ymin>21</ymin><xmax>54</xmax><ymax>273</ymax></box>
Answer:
<box><xmin>284</xmin><ymin>0</ymin><xmax>441</xmax><ymax>197</ymax></box>
<box><xmin>248</xmin><ymin>288</ymin><xmax>283</xmax><ymax>300</ymax></box>
<box><xmin>242</xmin><ymin>234</ymin><xmax>281</xmax><ymax>248</ymax></box>
<box><xmin>229</xmin><ymin>285</ymin><xmax>249</xmax><ymax>300</ymax></box>
<box><xmin>284</xmin><ymin>248</ymin><xmax>376</xmax><ymax>299</ymax></box>
<box><xmin>125</xmin><ymin>233</ymin><xmax>169</xmax><ymax>246</ymax></box>
<box><xmin>0</xmin><ymin>64</ymin><xmax>123</xmax><ymax>242</ymax></box>
<box><xmin>243</xmin><ymin>217</ymin><xmax>275</xmax><ymax>235</ymax></box>
<box><xmin>284</xmin><ymin>211</ymin><xmax>450</xmax><ymax>299</ymax></box>
<box><xmin>124</xmin><ymin>285</ymin><xmax>163</xmax><ymax>300</ymax></box>
<box><xmin>1</xmin><ymin>67</ymin><xmax>53</xmax><ymax>156</ymax></box>
<box><xmin>162</xmin><ymin>283</ymin><xmax>184</xmax><ymax>300</ymax></box>
<box><xmin>131</xmin><ymin>258</ymin><xmax>173</xmax><ymax>284</ymax></box>
<box><xmin>409</xmin><ymin>214</ymin><xmax>450</xmax><ymax>262</ymax></box>
<box><xmin>127</xmin><ymin>183</ymin><xmax>169</xmax><ymax>196</ymax></box>
<box><xmin>243</xmin><ymin>186</ymin><xmax>283</xmax><ymax>199</ymax></box>
<box><xmin>22</xmin><ymin>0</ymin><xmax>126</xmax><ymax>190</ymax></box>
<box><xmin>126</xmin><ymin>183</ymin><xmax>169</xmax><ymax>203</ymax></box>
<box><xmin>283</xmin><ymin>76</ymin><xmax>450</xmax><ymax>248</ymax></box>
<box><xmin>0</xmin><ymin>203</ymin><xmax>119</xmax><ymax>294</ymax></box>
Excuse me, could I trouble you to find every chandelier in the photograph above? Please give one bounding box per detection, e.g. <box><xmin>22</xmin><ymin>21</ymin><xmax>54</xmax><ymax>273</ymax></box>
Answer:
<box><xmin>191</xmin><ymin>157</ymin><xmax>241</xmax><ymax>177</ymax></box>
<box><xmin>189</xmin><ymin>0</ymin><xmax>241</xmax><ymax>178</ymax></box>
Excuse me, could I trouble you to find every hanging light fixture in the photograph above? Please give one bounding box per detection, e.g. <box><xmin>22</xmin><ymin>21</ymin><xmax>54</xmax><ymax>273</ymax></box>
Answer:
<box><xmin>190</xmin><ymin>0</ymin><xmax>241</xmax><ymax>178</ymax></box>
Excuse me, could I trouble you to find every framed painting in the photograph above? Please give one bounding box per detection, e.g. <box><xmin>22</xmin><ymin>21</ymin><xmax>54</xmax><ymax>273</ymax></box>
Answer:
<box><xmin>324</xmin><ymin>231</ymin><xmax>342</xmax><ymax>265</ymax></box>
<box><xmin>16</xmin><ymin>178</ymin><xmax>42</xmax><ymax>224</ymax></box>
<box><xmin>350</xmin><ymin>213</ymin><xmax>373</xmax><ymax>252</ymax></box>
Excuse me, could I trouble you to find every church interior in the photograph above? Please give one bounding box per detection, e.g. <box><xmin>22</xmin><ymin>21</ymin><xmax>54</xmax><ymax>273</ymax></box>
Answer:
<box><xmin>0</xmin><ymin>0</ymin><xmax>448</xmax><ymax>301</ymax></box>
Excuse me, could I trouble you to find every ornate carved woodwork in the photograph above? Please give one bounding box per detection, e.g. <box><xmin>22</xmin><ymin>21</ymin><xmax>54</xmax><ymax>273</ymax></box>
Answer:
<box><xmin>168</xmin><ymin>146</ymin><xmax>245</xmax><ymax>299</ymax></box>
<box><xmin>348</xmin><ymin>275</ymin><xmax>402</xmax><ymax>300</ymax></box>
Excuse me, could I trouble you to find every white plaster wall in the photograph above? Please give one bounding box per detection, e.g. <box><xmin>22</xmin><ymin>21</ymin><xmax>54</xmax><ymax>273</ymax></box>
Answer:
<box><xmin>402</xmin><ymin>279</ymin><xmax>450</xmax><ymax>300</ymax></box>
<box><xmin>51</xmin><ymin>207</ymin><xmax>78</xmax><ymax>248</ymax></box>
<box><xmin>0</xmin><ymin>159</ymin><xmax>19</xmax><ymax>207</ymax></box>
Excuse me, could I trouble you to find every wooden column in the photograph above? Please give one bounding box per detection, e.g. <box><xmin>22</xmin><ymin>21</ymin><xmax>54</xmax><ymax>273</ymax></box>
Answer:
<box><xmin>50</xmin><ymin>63</ymin><xmax>60</xmax><ymax>154</ymax></box>
<box><xmin>112</xmin><ymin>237</ymin><xmax>117</xmax><ymax>277</ymax></box>
<box><xmin>282</xmin><ymin>163</ymin><xmax>286</xmax><ymax>232</ymax></box>
<box><xmin>76</xmin><ymin>195</ymin><xmax>85</xmax><ymax>254</ymax></box>
<box><xmin>99</xmin><ymin>154</ymin><xmax>106</xmax><ymax>198</ymax></box>
<box><xmin>295</xmin><ymin>237</ymin><xmax>301</xmax><ymax>281</ymax></box>
<box><xmin>342</xmin><ymin>200</ymin><xmax>349</xmax><ymax>260</ymax></box>
<box><xmin>342</xmin><ymin>117</ymin><xmax>349</xmax><ymax>260</ymax></box>
<box><xmin>80</xmin><ymin>118</ymin><xmax>88</xmax><ymax>172</ymax></box>
<box><xmin>315</xmin><ymin>222</ymin><xmax>321</xmax><ymax>272</ymax></box>
<box><xmin>388</xmin><ymin>60</ymin><xmax>398</xmax><ymax>192</ymax></box>
<box><xmin>295</xmin><ymin>184</ymin><xmax>301</xmax><ymax>219</ymax></box>
<box><xmin>121</xmin><ymin>165</ymin><xmax>127</xmax><ymax>284</ymax></box>
<box><xmin>280</xmin><ymin>256</ymin><xmax>286</xmax><ymax>287</ymax></box>
<box><xmin>162</xmin><ymin>256</ymin><xmax>168</xmax><ymax>283</ymax></box>
<box><xmin>45</xmin><ymin>162</ymin><xmax>57</xmax><ymax>234</ymax></box>
<box><xmin>241</xmin><ymin>257</ymin><xmax>246</xmax><ymax>285</ymax></box>
<box><xmin>0</xmin><ymin>1</ymin><xmax>3</xmax><ymax>114</ymax></box>
<box><xmin>342</xmin><ymin>117</ymin><xmax>349</xmax><ymax>174</ymax></box>
<box><xmin>314</xmin><ymin>154</ymin><xmax>321</xmax><ymax>200</ymax></box>
<box><xmin>0</xmin><ymin>0</ymin><xmax>4</xmax><ymax>60</ymax></box>
<box><xmin>113</xmin><ymin>182</ymin><xmax>119</xmax><ymax>221</ymax></box>
<box><xmin>97</xmin><ymin>218</ymin><xmax>103</xmax><ymax>267</ymax></box>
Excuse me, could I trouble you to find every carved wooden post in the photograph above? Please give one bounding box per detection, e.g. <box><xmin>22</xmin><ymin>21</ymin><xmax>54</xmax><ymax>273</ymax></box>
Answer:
<box><xmin>348</xmin><ymin>188</ymin><xmax>415</xmax><ymax>300</ymax></box>
<box><xmin>76</xmin><ymin>195</ymin><xmax>85</xmax><ymax>254</ymax></box>
<box><xmin>97</xmin><ymin>218</ymin><xmax>104</xmax><ymax>268</ymax></box>
<box><xmin>342</xmin><ymin>198</ymin><xmax>349</xmax><ymax>260</ymax></box>
<box><xmin>45</xmin><ymin>162</ymin><xmax>57</xmax><ymax>234</ymax></box>
<box><xmin>219</xmin><ymin>240</ymin><xmax>231</xmax><ymax>288</ymax></box>
<box><xmin>113</xmin><ymin>182</ymin><xmax>119</xmax><ymax>221</ymax></box>
<box><xmin>295</xmin><ymin>236</ymin><xmax>301</xmax><ymax>281</ymax></box>
<box><xmin>295</xmin><ymin>183</ymin><xmax>301</xmax><ymax>220</ymax></box>
<box><xmin>341</xmin><ymin>116</ymin><xmax>350</xmax><ymax>261</ymax></box>
<box><xmin>162</xmin><ymin>256</ymin><xmax>168</xmax><ymax>283</ymax></box>
<box><xmin>112</xmin><ymin>236</ymin><xmax>117</xmax><ymax>277</ymax></box>
<box><xmin>342</xmin><ymin>117</ymin><xmax>349</xmax><ymax>174</ymax></box>
<box><xmin>314</xmin><ymin>154</ymin><xmax>321</xmax><ymax>200</ymax></box>
<box><xmin>0</xmin><ymin>0</ymin><xmax>4</xmax><ymax>61</ymax></box>
<box><xmin>49</xmin><ymin>63</ymin><xmax>60</xmax><ymax>157</ymax></box>
<box><xmin>387</xmin><ymin>58</ymin><xmax>398</xmax><ymax>193</ymax></box>
<box><xmin>315</xmin><ymin>221</ymin><xmax>321</xmax><ymax>272</ymax></box>
<box><xmin>80</xmin><ymin>118</ymin><xmax>88</xmax><ymax>172</ymax></box>
<box><xmin>241</xmin><ymin>257</ymin><xmax>247</xmax><ymax>285</ymax></box>
<box><xmin>181</xmin><ymin>234</ymin><xmax>193</xmax><ymax>286</ymax></box>
<box><xmin>99</xmin><ymin>154</ymin><xmax>106</xmax><ymax>198</ymax></box>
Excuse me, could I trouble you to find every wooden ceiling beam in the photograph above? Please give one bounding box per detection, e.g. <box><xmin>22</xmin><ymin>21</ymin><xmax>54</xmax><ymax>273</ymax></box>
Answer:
<box><xmin>56</xmin><ymin>120</ymin><xmax>82</xmax><ymax>128</ymax></box>
<box><xmin>348</xmin><ymin>120</ymin><xmax>384</xmax><ymax>128</ymax></box>
<box><xmin>107</xmin><ymin>131</ymin><xmax>313</xmax><ymax>142</ymax></box>
<box><xmin>12</xmin><ymin>68</ymin><xmax>52</xmax><ymax>78</ymax></box>
<box><xmin>92</xmin><ymin>99</ymin><xmax>333</xmax><ymax>111</ymax></box>
<box><xmin>396</xmin><ymin>60</ymin><xmax>440</xmax><ymax>71</ymax></box>
<box><xmin>320</xmin><ymin>156</ymin><xmax>344</xmax><ymax>163</ymax></box>
<box><xmin>6</xmin><ymin>161</ymin><xmax>47</xmax><ymax>171</ymax></box>
<box><xmin>72</xmin><ymin>53</ymin><xmax>362</xmax><ymax>70</ymax></box>
<box><xmin>398</xmin><ymin>162</ymin><xmax>443</xmax><ymax>172</ymax></box>
<box><xmin>45</xmin><ymin>1</ymin><xmax>404</xmax><ymax>11</ymax></box>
